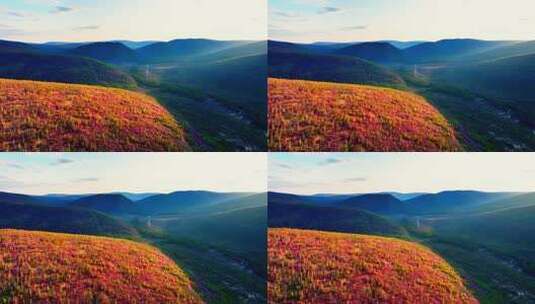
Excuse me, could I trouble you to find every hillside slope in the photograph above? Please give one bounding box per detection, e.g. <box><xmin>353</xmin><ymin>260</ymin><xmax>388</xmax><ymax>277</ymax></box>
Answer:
<box><xmin>433</xmin><ymin>53</ymin><xmax>535</xmax><ymax>102</ymax></box>
<box><xmin>268</xmin><ymin>200</ymin><xmax>406</xmax><ymax>237</ymax></box>
<box><xmin>0</xmin><ymin>78</ymin><xmax>190</xmax><ymax>151</ymax></box>
<box><xmin>268</xmin><ymin>51</ymin><xmax>404</xmax><ymax>87</ymax></box>
<box><xmin>70</xmin><ymin>194</ymin><xmax>136</xmax><ymax>215</ymax></box>
<box><xmin>71</xmin><ymin>42</ymin><xmax>138</xmax><ymax>63</ymax></box>
<box><xmin>268</xmin><ymin>228</ymin><xmax>478</xmax><ymax>304</ymax></box>
<box><xmin>0</xmin><ymin>201</ymin><xmax>138</xmax><ymax>238</ymax></box>
<box><xmin>334</xmin><ymin>42</ymin><xmax>404</xmax><ymax>63</ymax></box>
<box><xmin>0</xmin><ymin>52</ymin><xmax>136</xmax><ymax>88</ymax></box>
<box><xmin>0</xmin><ymin>229</ymin><xmax>203</xmax><ymax>303</ymax></box>
<box><xmin>268</xmin><ymin>78</ymin><xmax>461</xmax><ymax>151</ymax></box>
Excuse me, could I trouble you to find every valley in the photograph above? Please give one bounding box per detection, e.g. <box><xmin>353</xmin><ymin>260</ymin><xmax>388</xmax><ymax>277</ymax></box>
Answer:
<box><xmin>0</xmin><ymin>39</ymin><xmax>266</xmax><ymax>151</ymax></box>
<box><xmin>268</xmin><ymin>191</ymin><xmax>535</xmax><ymax>304</ymax></box>
<box><xmin>268</xmin><ymin>38</ymin><xmax>535</xmax><ymax>151</ymax></box>
<box><xmin>0</xmin><ymin>190</ymin><xmax>267</xmax><ymax>304</ymax></box>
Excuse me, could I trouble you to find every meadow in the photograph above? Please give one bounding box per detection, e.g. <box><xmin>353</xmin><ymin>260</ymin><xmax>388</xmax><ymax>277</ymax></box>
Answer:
<box><xmin>0</xmin><ymin>78</ymin><xmax>190</xmax><ymax>151</ymax></box>
<box><xmin>268</xmin><ymin>228</ymin><xmax>477</xmax><ymax>304</ymax></box>
<box><xmin>268</xmin><ymin>78</ymin><xmax>461</xmax><ymax>151</ymax></box>
<box><xmin>0</xmin><ymin>229</ymin><xmax>203</xmax><ymax>303</ymax></box>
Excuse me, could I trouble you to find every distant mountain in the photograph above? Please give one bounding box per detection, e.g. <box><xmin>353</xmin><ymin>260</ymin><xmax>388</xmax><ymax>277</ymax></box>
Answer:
<box><xmin>135</xmin><ymin>191</ymin><xmax>250</xmax><ymax>215</ymax></box>
<box><xmin>268</xmin><ymin>200</ymin><xmax>406</xmax><ymax>237</ymax></box>
<box><xmin>462</xmin><ymin>192</ymin><xmax>535</xmax><ymax>213</ymax></box>
<box><xmin>0</xmin><ymin>40</ymin><xmax>37</xmax><ymax>53</ymax></box>
<box><xmin>269</xmin><ymin>51</ymin><xmax>405</xmax><ymax>87</ymax></box>
<box><xmin>404</xmin><ymin>191</ymin><xmax>517</xmax><ymax>215</ymax></box>
<box><xmin>334</xmin><ymin>42</ymin><xmax>405</xmax><ymax>63</ymax></box>
<box><xmin>380</xmin><ymin>40</ymin><xmax>426</xmax><ymax>49</ymax></box>
<box><xmin>70</xmin><ymin>42</ymin><xmax>138</xmax><ymax>63</ymax></box>
<box><xmin>433</xmin><ymin>52</ymin><xmax>535</xmax><ymax>102</ymax></box>
<box><xmin>0</xmin><ymin>201</ymin><xmax>138</xmax><ymax>238</ymax></box>
<box><xmin>192</xmin><ymin>40</ymin><xmax>266</xmax><ymax>62</ymax></box>
<box><xmin>0</xmin><ymin>192</ymin><xmax>43</xmax><ymax>205</ymax></box>
<box><xmin>112</xmin><ymin>192</ymin><xmax>160</xmax><ymax>201</ymax></box>
<box><xmin>137</xmin><ymin>39</ymin><xmax>243</xmax><ymax>62</ymax></box>
<box><xmin>339</xmin><ymin>193</ymin><xmax>403</xmax><ymax>214</ymax></box>
<box><xmin>0</xmin><ymin>52</ymin><xmax>136</xmax><ymax>88</ymax></box>
<box><xmin>268</xmin><ymin>40</ymin><xmax>311</xmax><ymax>53</ymax></box>
<box><xmin>70</xmin><ymin>194</ymin><xmax>135</xmax><ymax>215</ymax></box>
<box><xmin>403</xmin><ymin>39</ymin><xmax>512</xmax><ymax>63</ymax></box>
<box><xmin>268</xmin><ymin>192</ymin><xmax>317</xmax><ymax>205</ymax></box>
<box><xmin>113</xmin><ymin>40</ymin><xmax>160</xmax><ymax>49</ymax></box>
<box><xmin>157</xmin><ymin>197</ymin><xmax>267</xmax><ymax>254</ymax></box>
<box><xmin>462</xmin><ymin>40</ymin><xmax>535</xmax><ymax>62</ymax></box>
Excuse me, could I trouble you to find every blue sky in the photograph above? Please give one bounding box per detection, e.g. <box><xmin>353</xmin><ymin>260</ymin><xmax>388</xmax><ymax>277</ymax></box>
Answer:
<box><xmin>269</xmin><ymin>153</ymin><xmax>535</xmax><ymax>194</ymax></box>
<box><xmin>270</xmin><ymin>0</ymin><xmax>535</xmax><ymax>43</ymax></box>
<box><xmin>0</xmin><ymin>153</ymin><xmax>267</xmax><ymax>195</ymax></box>
<box><xmin>0</xmin><ymin>0</ymin><xmax>267</xmax><ymax>42</ymax></box>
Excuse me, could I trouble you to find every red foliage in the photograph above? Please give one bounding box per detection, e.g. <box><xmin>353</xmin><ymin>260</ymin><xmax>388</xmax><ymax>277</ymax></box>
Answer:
<box><xmin>268</xmin><ymin>228</ymin><xmax>479</xmax><ymax>304</ymax></box>
<box><xmin>0</xmin><ymin>78</ymin><xmax>190</xmax><ymax>151</ymax></box>
<box><xmin>0</xmin><ymin>229</ymin><xmax>203</xmax><ymax>303</ymax></box>
<box><xmin>269</xmin><ymin>78</ymin><xmax>461</xmax><ymax>151</ymax></box>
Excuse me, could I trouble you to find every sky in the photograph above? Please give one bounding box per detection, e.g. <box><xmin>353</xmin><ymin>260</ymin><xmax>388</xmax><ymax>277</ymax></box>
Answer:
<box><xmin>269</xmin><ymin>153</ymin><xmax>535</xmax><ymax>195</ymax></box>
<box><xmin>269</xmin><ymin>0</ymin><xmax>535</xmax><ymax>43</ymax></box>
<box><xmin>0</xmin><ymin>153</ymin><xmax>267</xmax><ymax>195</ymax></box>
<box><xmin>0</xmin><ymin>0</ymin><xmax>267</xmax><ymax>43</ymax></box>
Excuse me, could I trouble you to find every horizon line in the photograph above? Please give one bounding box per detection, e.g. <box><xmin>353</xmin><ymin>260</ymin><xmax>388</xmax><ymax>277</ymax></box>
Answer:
<box><xmin>1</xmin><ymin>37</ymin><xmax>266</xmax><ymax>45</ymax></box>
<box><xmin>269</xmin><ymin>37</ymin><xmax>530</xmax><ymax>45</ymax></box>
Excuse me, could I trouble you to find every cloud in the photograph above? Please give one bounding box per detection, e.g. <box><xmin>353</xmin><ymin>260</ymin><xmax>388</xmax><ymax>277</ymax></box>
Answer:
<box><xmin>7</xmin><ymin>163</ymin><xmax>24</xmax><ymax>169</ymax></box>
<box><xmin>73</xmin><ymin>25</ymin><xmax>100</xmax><ymax>31</ymax></box>
<box><xmin>318</xmin><ymin>158</ymin><xmax>345</xmax><ymax>166</ymax></box>
<box><xmin>50</xmin><ymin>6</ymin><xmax>74</xmax><ymax>14</ymax></box>
<box><xmin>317</xmin><ymin>6</ymin><xmax>342</xmax><ymax>14</ymax></box>
<box><xmin>74</xmin><ymin>177</ymin><xmax>100</xmax><ymax>183</ymax></box>
<box><xmin>275</xmin><ymin>163</ymin><xmax>294</xmax><ymax>170</ymax></box>
<box><xmin>6</xmin><ymin>11</ymin><xmax>25</xmax><ymax>18</ymax></box>
<box><xmin>340</xmin><ymin>25</ymin><xmax>368</xmax><ymax>31</ymax></box>
<box><xmin>343</xmin><ymin>177</ymin><xmax>367</xmax><ymax>182</ymax></box>
<box><xmin>50</xmin><ymin>158</ymin><xmax>75</xmax><ymax>166</ymax></box>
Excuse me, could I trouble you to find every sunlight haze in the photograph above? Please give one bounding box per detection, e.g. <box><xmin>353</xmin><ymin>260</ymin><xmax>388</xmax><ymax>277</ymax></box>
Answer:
<box><xmin>270</xmin><ymin>0</ymin><xmax>535</xmax><ymax>43</ymax></box>
<box><xmin>1</xmin><ymin>0</ymin><xmax>267</xmax><ymax>42</ymax></box>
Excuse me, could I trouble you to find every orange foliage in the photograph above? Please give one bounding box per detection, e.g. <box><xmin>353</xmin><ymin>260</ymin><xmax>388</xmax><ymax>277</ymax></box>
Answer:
<box><xmin>0</xmin><ymin>78</ymin><xmax>190</xmax><ymax>151</ymax></box>
<box><xmin>0</xmin><ymin>229</ymin><xmax>203</xmax><ymax>303</ymax></box>
<box><xmin>268</xmin><ymin>228</ymin><xmax>478</xmax><ymax>304</ymax></box>
<box><xmin>268</xmin><ymin>78</ymin><xmax>461</xmax><ymax>151</ymax></box>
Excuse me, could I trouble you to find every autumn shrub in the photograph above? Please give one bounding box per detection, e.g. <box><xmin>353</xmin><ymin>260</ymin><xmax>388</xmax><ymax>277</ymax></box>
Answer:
<box><xmin>268</xmin><ymin>228</ymin><xmax>478</xmax><ymax>304</ymax></box>
<box><xmin>0</xmin><ymin>78</ymin><xmax>190</xmax><ymax>151</ymax></box>
<box><xmin>269</xmin><ymin>78</ymin><xmax>461</xmax><ymax>151</ymax></box>
<box><xmin>0</xmin><ymin>229</ymin><xmax>203</xmax><ymax>303</ymax></box>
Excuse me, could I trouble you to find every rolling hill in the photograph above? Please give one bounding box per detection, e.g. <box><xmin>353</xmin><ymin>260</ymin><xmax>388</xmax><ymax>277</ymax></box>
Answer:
<box><xmin>0</xmin><ymin>229</ymin><xmax>203</xmax><ymax>303</ymax></box>
<box><xmin>135</xmin><ymin>191</ymin><xmax>249</xmax><ymax>215</ymax></box>
<box><xmin>403</xmin><ymin>39</ymin><xmax>511</xmax><ymax>63</ymax></box>
<box><xmin>0</xmin><ymin>78</ymin><xmax>190</xmax><ymax>151</ymax></box>
<box><xmin>268</xmin><ymin>228</ymin><xmax>478</xmax><ymax>304</ymax></box>
<box><xmin>70</xmin><ymin>194</ymin><xmax>136</xmax><ymax>215</ymax></box>
<box><xmin>461</xmin><ymin>40</ymin><xmax>535</xmax><ymax>62</ymax></box>
<box><xmin>0</xmin><ymin>51</ymin><xmax>136</xmax><ymax>89</ymax></box>
<box><xmin>340</xmin><ymin>193</ymin><xmax>404</xmax><ymax>214</ymax></box>
<box><xmin>268</xmin><ymin>78</ymin><xmax>461</xmax><ymax>151</ymax></box>
<box><xmin>404</xmin><ymin>191</ymin><xmax>519</xmax><ymax>215</ymax></box>
<box><xmin>0</xmin><ymin>201</ymin><xmax>138</xmax><ymax>238</ymax></box>
<box><xmin>268</xmin><ymin>200</ymin><xmax>406</xmax><ymax>237</ymax></box>
<box><xmin>0</xmin><ymin>40</ymin><xmax>37</xmax><ymax>53</ymax></box>
<box><xmin>269</xmin><ymin>51</ymin><xmax>405</xmax><ymax>87</ymax></box>
<box><xmin>334</xmin><ymin>42</ymin><xmax>405</xmax><ymax>63</ymax></box>
<box><xmin>70</xmin><ymin>42</ymin><xmax>138</xmax><ymax>64</ymax></box>
<box><xmin>137</xmin><ymin>39</ymin><xmax>243</xmax><ymax>63</ymax></box>
<box><xmin>431</xmin><ymin>53</ymin><xmax>535</xmax><ymax>126</ymax></box>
